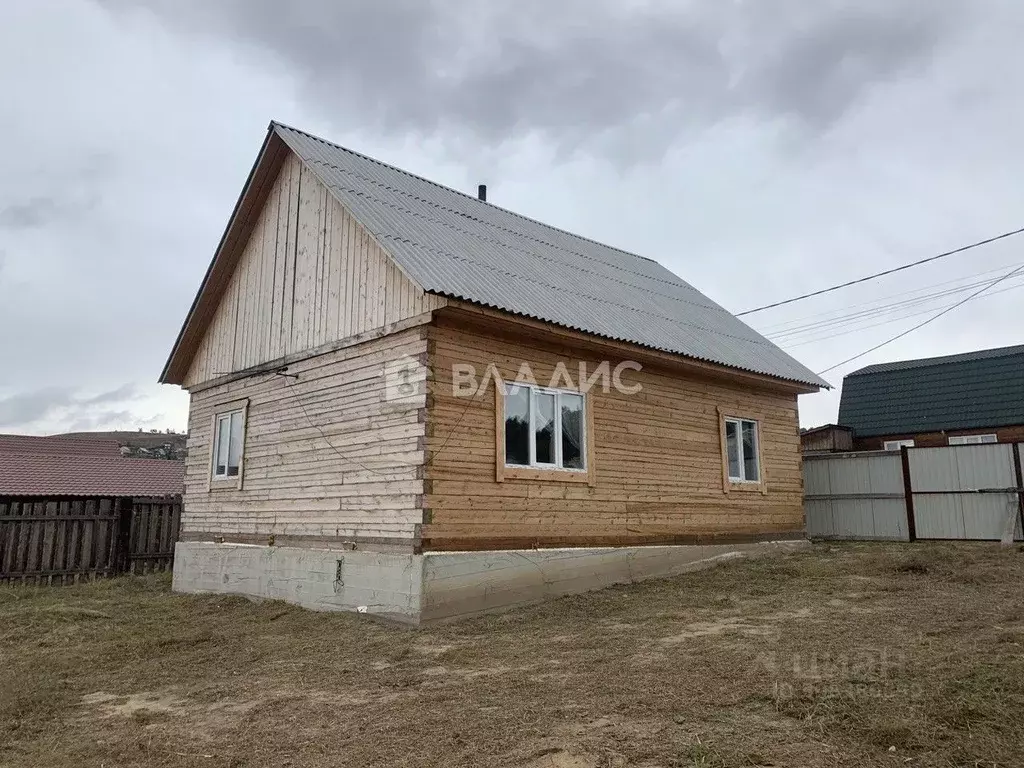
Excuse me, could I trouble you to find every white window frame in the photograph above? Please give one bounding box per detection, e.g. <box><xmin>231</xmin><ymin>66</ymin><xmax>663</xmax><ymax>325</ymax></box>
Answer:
<box><xmin>724</xmin><ymin>417</ymin><xmax>760</xmax><ymax>483</ymax></box>
<box><xmin>948</xmin><ymin>434</ymin><xmax>997</xmax><ymax>445</ymax></box>
<box><xmin>210</xmin><ymin>406</ymin><xmax>247</xmax><ymax>482</ymax></box>
<box><xmin>883</xmin><ymin>439</ymin><xmax>915</xmax><ymax>451</ymax></box>
<box><xmin>504</xmin><ymin>383</ymin><xmax>586</xmax><ymax>472</ymax></box>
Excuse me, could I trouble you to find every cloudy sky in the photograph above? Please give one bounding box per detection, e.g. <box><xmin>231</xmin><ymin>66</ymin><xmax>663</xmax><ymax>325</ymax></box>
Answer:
<box><xmin>2</xmin><ymin>0</ymin><xmax>1022</xmax><ymax>434</ymax></box>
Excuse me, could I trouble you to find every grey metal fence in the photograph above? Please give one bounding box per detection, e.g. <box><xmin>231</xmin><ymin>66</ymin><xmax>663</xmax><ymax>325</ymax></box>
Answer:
<box><xmin>804</xmin><ymin>451</ymin><xmax>909</xmax><ymax>540</ymax></box>
<box><xmin>803</xmin><ymin>444</ymin><xmax>1024</xmax><ymax>542</ymax></box>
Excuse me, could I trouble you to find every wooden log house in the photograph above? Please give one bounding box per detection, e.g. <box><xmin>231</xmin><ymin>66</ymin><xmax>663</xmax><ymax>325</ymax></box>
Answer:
<box><xmin>161</xmin><ymin>122</ymin><xmax>826</xmax><ymax>622</ymax></box>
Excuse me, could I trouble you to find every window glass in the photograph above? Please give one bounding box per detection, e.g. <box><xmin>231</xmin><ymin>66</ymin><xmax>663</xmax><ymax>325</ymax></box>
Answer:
<box><xmin>213</xmin><ymin>408</ymin><xmax>245</xmax><ymax>479</ymax></box>
<box><xmin>949</xmin><ymin>434</ymin><xmax>997</xmax><ymax>445</ymax></box>
<box><xmin>883</xmin><ymin>439</ymin><xmax>914</xmax><ymax>451</ymax></box>
<box><xmin>215</xmin><ymin>415</ymin><xmax>230</xmax><ymax>476</ymax></box>
<box><xmin>560</xmin><ymin>393</ymin><xmax>584</xmax><ymax>470</ymax></box>
<box><xmin>227</xmin><ymin>411</ymin><xmax>244</xmax><ymax>476</ymax></box>
<box><xmin>725</xmin><ymin>420</ymin><xmax>741</xmax><ymax>480</ymax></box>
<box><xmin>504</xmin><ymin>385</ymin><xmax>531</xmax><ymax>466</ymax></box>
<box><xmin>534</xmin><ymin>391</ymin><xmax>556</xmax><ymax>464</ymax></box>
<box><xmin>741</xmin><ymin>420</ymin><xmax>759</xmax><ymax>482</ymax></box>
<box><xmin>503</xmin><ymin>384</ymin><xmax>586</xmax><ymax>471</ymax></box>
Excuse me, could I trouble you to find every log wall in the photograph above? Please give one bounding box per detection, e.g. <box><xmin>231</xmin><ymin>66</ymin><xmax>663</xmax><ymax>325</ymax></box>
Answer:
<box><xmin>422</xmin><ymin>311</ymin><xmax>805</xmax><ymax>550</ymax></box>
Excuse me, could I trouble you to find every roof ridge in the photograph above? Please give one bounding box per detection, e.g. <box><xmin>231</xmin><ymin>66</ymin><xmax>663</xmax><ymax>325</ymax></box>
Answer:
<box><xmin>270</xmin><ymin>120</ymin><xmax>663</xmax><ymax>265</ymax></box>
<box><xmin>305</xmin><ymin>155</ymin><xmax>701</xmax><ymax>296</ymax></box>
<box><xmin>848</xmin><ymin>343</ymin><xmax>1024</xmax><ymax>376</ymax></box>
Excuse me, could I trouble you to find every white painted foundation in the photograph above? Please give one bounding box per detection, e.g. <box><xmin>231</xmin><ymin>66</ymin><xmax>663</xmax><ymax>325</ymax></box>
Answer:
<box><xmin>173</xmin><ymin>539</ymin><xmax>809</xmax><ymax>624</ymax></box>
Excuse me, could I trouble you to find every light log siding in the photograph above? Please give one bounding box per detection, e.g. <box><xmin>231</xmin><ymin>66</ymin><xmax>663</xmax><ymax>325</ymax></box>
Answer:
<box><xmin>184</xmin><ymin>153</ymin><xmax>446</xmax><ymax>388</ymax></box>
<box><xmin>422</xmin><ymin>311</ymin><xmax>804</xmax><ymax>550</ymax></box>
<box><xmin>181</xmin><ymin>327</ymin><xmax>428</xmax><ymax>549</ymax></box>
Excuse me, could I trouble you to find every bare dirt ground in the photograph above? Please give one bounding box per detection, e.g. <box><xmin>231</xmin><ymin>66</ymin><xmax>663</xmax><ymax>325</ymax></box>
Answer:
<box><xmin>3</xmin><ymin>542</ymin><xmax>1024</xmax><ymax>767</ymax></box>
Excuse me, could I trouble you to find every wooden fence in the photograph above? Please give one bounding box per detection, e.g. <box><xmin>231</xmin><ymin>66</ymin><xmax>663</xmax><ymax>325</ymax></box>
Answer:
<box><xmin>0</xmin><ymin>495</ymin><xmax>182</xmax><ymax>585</ymax></box>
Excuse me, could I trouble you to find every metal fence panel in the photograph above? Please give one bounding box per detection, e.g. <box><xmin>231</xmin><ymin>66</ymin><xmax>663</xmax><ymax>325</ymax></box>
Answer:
<box><xmin>909</xmin><ymin>444</ymin><xmax>1015</xmax><ymax>491</ymax></box>
<box><xmin>909</xmin><ymin>445</ymin><xmax>1021</xmax><ymax>541</ymax></box>
<box><xmin>803</xmin><ymin>452</ymin><xmax>908</xmax><ymax>540</ymax></box>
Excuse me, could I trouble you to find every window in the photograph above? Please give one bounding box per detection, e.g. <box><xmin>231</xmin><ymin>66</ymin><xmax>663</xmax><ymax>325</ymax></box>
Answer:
<box><xmin>724</xmin><ymin>417</ymin><xmax>760</xmax><ymax>482</ymax></box>
<box><xmin>212</xmin><ymin>409</ymin><xmax>245</xmax><ymax>479</ymax></box>
<box><xmin>948</xmin><ymin>434</ymin><xmax>997</xmax><ymax>445</ymax></box>
<box><xmin>504</xmin><ymin>383</ymin><xmax>585</xmax><ymax>471</ymax></box>
<box><xmin>883</xmin><ymin>439</ymin><xmax>915</xmax><ymax>451</ymax></box>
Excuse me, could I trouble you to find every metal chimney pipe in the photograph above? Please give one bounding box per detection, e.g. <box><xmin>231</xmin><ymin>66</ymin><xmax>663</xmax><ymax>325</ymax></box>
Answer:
<box><xmin>477</xmin><ymin>184</ymin><xmax>487</xmax><ymax>202</ymax></box>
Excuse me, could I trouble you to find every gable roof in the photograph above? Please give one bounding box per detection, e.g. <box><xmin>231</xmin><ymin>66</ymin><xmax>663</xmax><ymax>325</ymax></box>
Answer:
<box><xmin>162</xmin><ymin>121</ymin><xmax>826</xmax><ymax>389</ymax></box>
<box><xmin>0</xmin><ymin>434</ymin><xmax>121</xmax><ymax>457</ymax></box>
<box><xmin>0</xmin><ymin>450</ymin><xmax>184</xmax><ymax>497</ymax></box>
<box><xmin>847</xmin><ymin>344</ymin><xmax>1024</xmax><ymax>377</ymax></box>
<box><xmin>800</xmin><ymin>423</ymin><xmax>853</xmax><ymax>437</ymax></box>
<box><xmin>838</xmin><ymin>344</ymin><xmax>1024</xmax><ymax>437</ymax></box>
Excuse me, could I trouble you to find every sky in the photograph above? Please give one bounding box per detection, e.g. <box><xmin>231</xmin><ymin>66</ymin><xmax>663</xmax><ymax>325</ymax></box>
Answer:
<box><xmin>1</xmin><ymin>0</ymin><xmax>1023</xmax><ymax>434</ymax></box>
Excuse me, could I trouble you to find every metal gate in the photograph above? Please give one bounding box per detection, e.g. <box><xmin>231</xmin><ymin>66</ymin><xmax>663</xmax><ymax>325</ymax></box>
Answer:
<box><xmin>804</xmin><ymin>451</ymin><xmax>909</xmax><ymax>540</ymax></box>
<box><xmin>906</xmin><ymin>444</ymin><xmax>1024</xmax><ymax>541</ymax></box>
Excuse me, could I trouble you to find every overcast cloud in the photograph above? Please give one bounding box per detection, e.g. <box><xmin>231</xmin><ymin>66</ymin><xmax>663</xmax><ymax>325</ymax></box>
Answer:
<box><xmin>1</xmin><ymin>0</ymin><xmax>1022</xmax><ymax>434</ymax></box>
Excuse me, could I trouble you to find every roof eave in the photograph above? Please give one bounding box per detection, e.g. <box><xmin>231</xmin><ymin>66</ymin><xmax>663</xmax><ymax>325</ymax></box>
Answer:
<box><xmin>434</xmin><ymin>296</ymin><xmax>827</xmax><ymax>393</ymax></box>
<box><xmin>159</xmin><ymin>123</ymin><xmax>286</xmax><ymax>385</ymax></box>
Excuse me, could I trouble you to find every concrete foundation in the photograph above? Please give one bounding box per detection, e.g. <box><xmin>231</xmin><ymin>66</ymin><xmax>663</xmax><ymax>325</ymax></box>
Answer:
<box><xmin>173</xmin><ymin>539</ymin><xmax>809</xmax><ymax>624</ymax></box>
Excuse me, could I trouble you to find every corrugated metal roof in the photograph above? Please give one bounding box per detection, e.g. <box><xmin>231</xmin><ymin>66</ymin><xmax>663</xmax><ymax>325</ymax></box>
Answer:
<box><xmin>838</xmin><ymin>346</ymin><xmax>1024</xmax><ymax>437</ymax></box>
<box><xmin>848</xmin><ymin>344</ymin><xmax>1024</xmax><ymax>377</ymax></box>
<box><xmin>272</xmin><ymin>123</ymin><xmax>827</xmax><ymax>388</ymax></box>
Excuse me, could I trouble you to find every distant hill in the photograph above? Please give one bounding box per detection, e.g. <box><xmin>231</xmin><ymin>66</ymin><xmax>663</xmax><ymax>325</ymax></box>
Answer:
<box><xmin>58</xmin><ymin>430</ymin><xmax>188</xmax><ymax>460</ymax></box>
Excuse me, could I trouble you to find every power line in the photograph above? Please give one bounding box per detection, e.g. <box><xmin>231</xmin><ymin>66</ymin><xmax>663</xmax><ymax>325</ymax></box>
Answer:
<box><xmin>757</xmin><ymin>261</ymin><xmax>1024</xmax><ymax>335</ymax></box>
<box><xmin>767</xmin><ymin>271</ymin><xmax>1024</xmax><ymax>342</ymax></box>
<box><xmin>736</xmin><ymin>225</ymin><xmax>1024</xmax><ymax>317</ymax></box>
<box><xmin>782</xmin><ymin>280</ymin><xmax>1024</xmax><ymax>350</ymax></box>
<box><xmin>816</xmin><ymin>262</ymin><xmax>1024</xmax><ymax>377</ymax></box>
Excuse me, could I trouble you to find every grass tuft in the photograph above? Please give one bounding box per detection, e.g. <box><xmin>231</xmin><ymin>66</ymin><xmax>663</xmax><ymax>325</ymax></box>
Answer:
<box><xmin>2</xmin><ymin>543</ymin><xmax>1023</xmax><ymax>767</ymax></box>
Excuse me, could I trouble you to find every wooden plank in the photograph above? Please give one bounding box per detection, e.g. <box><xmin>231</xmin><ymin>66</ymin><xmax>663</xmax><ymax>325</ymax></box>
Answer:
<box><xmin>181</xmin><ymin>328</ymin><xmax>427</xmax><ymax>542</ymax></box>
<box><xmin>423</xmin><ymin>318</ymin><xmax>804</xmax><ymax>549</ymax></box>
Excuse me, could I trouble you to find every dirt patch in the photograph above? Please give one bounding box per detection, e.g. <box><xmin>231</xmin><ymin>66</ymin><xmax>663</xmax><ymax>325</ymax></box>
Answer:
<box><xmin>660</xmin><ymin>607</ymin><xmax>814</xmax><ymax>642</ymax></box>
<box><xmin>3</xmin><ymin>543</ymin><xmax>1024</xmax><ymax>767</ymax></box>
<box><xmin>81</xmin><ymin>691</ymin><xmax>185</xmax><ymax>718</ymax></box>
<box><xmin>523</xmin><ymin>749</ymin><xmax>600</xmax><ymax>768</ymax></box>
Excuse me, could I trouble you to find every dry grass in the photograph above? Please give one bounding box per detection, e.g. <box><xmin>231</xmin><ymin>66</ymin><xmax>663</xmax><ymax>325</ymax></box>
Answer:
<box><xmin>3</xmin><ymin>542</ymin><xmax>1024</xmax><ymax>767</ymax></box>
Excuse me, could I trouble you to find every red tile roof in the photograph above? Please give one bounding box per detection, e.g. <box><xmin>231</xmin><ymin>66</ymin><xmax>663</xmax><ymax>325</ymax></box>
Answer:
<box><xmin>0</xmin><ymin>433</ymin><xmax>122</xmax><ymax>457</ymax></box>
<box><xmin>0</xmin><ymin>453</ymin><xmax>184</xmax><ymax>497</ymax></box>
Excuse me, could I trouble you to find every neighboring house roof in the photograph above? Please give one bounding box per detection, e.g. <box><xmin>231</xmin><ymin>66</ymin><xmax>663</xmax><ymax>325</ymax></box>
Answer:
<box><xmin>800</xmin><ymin>424</ymin><xmax>853</xmax><ymax>437</ymax></box>
<box><xmin>848</xmin><ymin>344</ymin><xmax>1024</xmax><ymax>376</ymax></box>
<box><xmin>0</xmin><ymin>434</ymin><xmax>121</xmax><ymax>457</ymax></box>
<box><xmin>0</xmin><ymin>453</ymin><xmax>184</xmax><ymax>497</ymax></box>
<box><xmin>162</xmin><ymin>121</ymin><xmax>826</xmax><ymax>389</ymax></box>
<box><xmin>838</xmin><ymin>344</ymin><xmax>1024</xmax><ymax>437</ymax></box>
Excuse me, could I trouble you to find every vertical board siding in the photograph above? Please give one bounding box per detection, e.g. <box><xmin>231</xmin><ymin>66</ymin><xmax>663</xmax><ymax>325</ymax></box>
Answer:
<box><xmin>182</xmin><ymin>328</ymin><xmax>428</xmax><ymax>545</ymax></box>
<box><xmin>0</xmin><ymin>496</ymin><xmax>181</xmax><ymax>585</ymax></box>
<box><xmin>803</xmin><ymin>444</ymin><xmax>1024</xmax><ymax>541</ymax></box>
<box><xmin>909</xmin><ymin>444</ymin><xmax>1023</xmax><ymax>540</ymax></box>
<box><xmin>423</xmin><ymin>316</ymin><xmax>805</xmax><ymax>548</ymax></box>
<box><xmin>803</xmin><ymin>453</ymin><xmax>909</xmax><ymax>540</ymax></box>
<box><xmin>127</xmin><ymin>497</ymin><xmax>183</xmax><ymax>574</ymax></box>
<box><xmin>184</xmin><ymin>154</ymin><xmax>446</xmax><ymax>388</ymax></box>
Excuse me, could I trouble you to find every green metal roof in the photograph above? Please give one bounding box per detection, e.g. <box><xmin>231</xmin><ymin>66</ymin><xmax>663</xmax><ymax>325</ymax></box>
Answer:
<box><xmin>838</xmin><ymin>345</ymin><xmax>1024</xmax><ymax>437</ymax></box>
